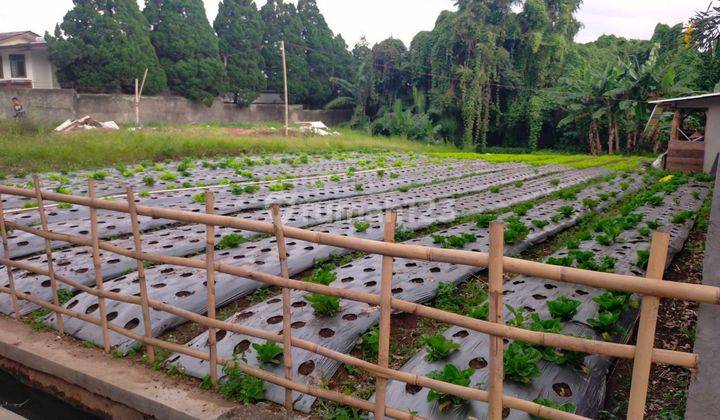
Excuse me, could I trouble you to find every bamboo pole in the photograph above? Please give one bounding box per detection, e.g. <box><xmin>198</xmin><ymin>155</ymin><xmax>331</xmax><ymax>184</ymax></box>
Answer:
<box><xmin>670</xmin><ymin>111</ymin><xmax>681</xmax><ymax>142</ymax></box>
<box><xmin>205</xmin><ymin>191</ymin><xmax>219</xmax><ymax>386</ymax></box>
<box><xmin>280</xmin><ymin>40</ymin><xmax>290</xmax><ymax>137</ymax></box>
<box><xmin>4</xmin><ymin>183</ymin><xmax>716</xmax><ymax>305</ymax></box>
<box><xmin>0</xmin><ymin>283</ymin><xmax>417</xmax><ymax>420</ymax></box>
<box><xmin>375</xmin><ymin>211</ymin><xmax>397</xmax><ymax>419</ymax></box>
<box><xmin>125</xmin><ymin>186</ymin><xmax>154</xmax><ymax>364</ymax></box>
<box><xmin>88</xmin><ymin>180</ymin><xmax>110</xmax><ymax>353</ymax></box>
<box><xmin>488</xmin><ymin>221</ymin><xmax>505</xmax><ymax>419</ymax></box>
<box><xmin>0</xmin><ymin>222</ymin><xmax>700</xmax><ymax>369</ymax></box>
<box><xmin>0</xmin><ymin>194</ymin><xmax>20</xmax><ymax>319</ymax></box>
<box><xmin>627</xmin><ymin>231</ymin><xmax>670</xmax><ymax>419</ymax></box>
<box><xmin>32</xmin><ymin>175</ymin><xmax>64</xmax><ymax>334</ymax></box>
<box><xmin>271</xmin><ymin>203</ymin><xmax>294</xmax><ymax>413</ymax></box>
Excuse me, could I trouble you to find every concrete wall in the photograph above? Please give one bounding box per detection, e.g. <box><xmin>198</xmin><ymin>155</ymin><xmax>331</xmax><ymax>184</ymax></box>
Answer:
<box><xmin>0</xmin><ymin>88</ymin><xmax>352</xmax><ymax>126</ymax></box>
<box><xmin>704</xmin><ymin>105</ymin><xmax>720</xmax><ymax>172</ymax></box>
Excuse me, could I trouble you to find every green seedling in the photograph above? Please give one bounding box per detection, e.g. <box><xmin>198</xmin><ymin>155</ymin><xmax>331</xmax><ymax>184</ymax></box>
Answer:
<box><xmin>547</xmin><ymin>296</ymin><xmax>581</xmax><ymax>321</ymax></box>
<box><xmin>532</xmin><ymin>219</ymin><xmax>549</xmax><ymax>229</ymax></box>
<box><xmin>218</xmin><ymin>354</ymin><xmax>265</xmax><ymax>403</ymax></box>
<box><xmin>305</xmin><ymin>294</ymin><xmax>341</xmax><ymax>316</ymax></box>
<box><xmin>424</xmin><ymin>334</ymin><xmax>461</xmax><ymax>362</ymax></box>
<box><xmin>474</xmin><ymin>213</ymin><xmax>497</xmax><ymax>228</ymax></box>
<box><xmin>504</xmin><ymin>341</ymin><xmax>542</xmax><ymax>383</ymax></box>
<box><xmin>426</xmin><ymin>364</ymin><xmax>475</xmax><ymax>410</ymax></box>
<box><xmin>353</xmin><ymin>220</ymin><xmax>370</xmax><ymax>233</ymax></box>
<box><xmin>252</xmin><ymin>341</ymin><xmax>284</xmax><ymax>366</ymax></box>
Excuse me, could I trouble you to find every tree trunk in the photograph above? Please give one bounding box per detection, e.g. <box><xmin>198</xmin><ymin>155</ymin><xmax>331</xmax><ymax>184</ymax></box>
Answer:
<box><xmin>589</xmin><ymin>120</ymin><xmax>601</xmax><ymax>156</ymax></box>
<box><xmin>607</xmin><ymin>111</ymin><xmax>614</xmax><ymax>154</ymax></box>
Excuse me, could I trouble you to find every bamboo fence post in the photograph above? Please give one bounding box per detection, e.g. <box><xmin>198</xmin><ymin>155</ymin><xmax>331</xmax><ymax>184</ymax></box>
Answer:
<box><xmin>205</xmin><ymin>191</ymin><xmax>219</xmax><ymax>386</ymax></box>
<box><xmin>33</xmin><ymin>175</ymin><xmax>64</xmax><ymax>334</ymax></box>
<box><xmin>488</xmin><ymin>221</ymin><xmax>505</xmax><ymax>419</ymax></box>
<box><xmin>0</xmin><ymin>195</ymin><xmax>20</xmax><ymax>319</ymax></box>
<box><xmin>271</xmin><ymin>203</ymin><xmax>294</xmax><ymax>412</ymax></box>
<box><xmin>125</xmin><ymin>186</ymin><xmax>154</xmax><ymax>364</ymax></box>
<box><xmin>88</xmin><ymin>180</ymin><xmax>110</xmax><ymax>353</ymax></box>
<box><xmin>374</xmin><ymin>210</ymin><xmax>397</xmax><ymax>419</ymax></box>
<box><xmin>626</xmin><ymin>231</ymin><xmax>670</xmax><ymax>419</ymax></box>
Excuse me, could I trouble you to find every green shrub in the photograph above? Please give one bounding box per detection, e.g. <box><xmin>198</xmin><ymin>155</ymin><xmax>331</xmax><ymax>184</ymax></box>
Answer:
<box><xmin>426</xmin><ymin>364</ymin><xmax>475</xmax><ymax>409</ymax></box>
<box><xmin>424</xmin><ymin>334</ymin><xmax>461</xmax><ymax>362</ymax></box>
<box><xmin>504</xmin><ymin>341</ymin><xmax>542</xmax><ymax>383</ymax></box>
<box><xmin>252</xmin><ymin>341</ymin><xmax>284</xmax><ymax>366</ymax></box>
<box><xmin>353</xmin><ymin>220</ymin><xmax>370</xmax><ymax>233</ymax></box>
<box><xmin>547</xmin><ymin>296</ymin><xmax>581</xmax><ymax>321</ymax></box>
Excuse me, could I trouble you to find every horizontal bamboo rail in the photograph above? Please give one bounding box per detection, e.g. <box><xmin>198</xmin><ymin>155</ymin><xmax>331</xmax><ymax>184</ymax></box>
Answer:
<box><xmin>0</xmin><ymin>223</ymin><xmax>698</xmax><ymax>368</ymax></box>
<box><xmin>0</xmin><ymin>183</ymin><xmax>714</xmax><ymax>419</ymax></box>
<box><xmin>3</xmin><ymin>184</ymin><xmax>718</xmax><ymax>305</ymax></box>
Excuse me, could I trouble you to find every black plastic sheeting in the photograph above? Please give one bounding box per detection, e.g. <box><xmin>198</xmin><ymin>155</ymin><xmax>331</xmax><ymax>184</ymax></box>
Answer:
<box><xmin>377</xmin><ymin>181</ymin><xmax>710</xmax><ymax>420</ymax></box>
<box><xmin>44</xmin><ymin>168</ymin><xmax>604</xmax><ymax>351</ymax></box>
<box><xmin>4</xmin><ymin>160</ymin><xmax>493</xmax><ymax>259</ymax></box>
<box><xmin>167</xmin><ymin>171</ymin><xmax>638</xmax><ymax>412</ymax></box>
<box><xmin>1</xmin><ymin>163</ymin><xmax>531</xmax><ymax>315</ymax></box>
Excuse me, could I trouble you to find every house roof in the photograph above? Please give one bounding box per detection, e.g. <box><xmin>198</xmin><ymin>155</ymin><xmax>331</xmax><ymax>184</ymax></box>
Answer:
<box><xmin>649</xmin><ymin>92</ymin><xmax>720</xmax><ymax>105</ymax></box>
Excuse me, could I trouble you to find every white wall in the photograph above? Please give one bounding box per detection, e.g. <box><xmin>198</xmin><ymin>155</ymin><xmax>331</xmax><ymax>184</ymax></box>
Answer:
<box><xmin>0</xmin><ymin>48</ymin><xmax>57</xmax><ymax>89</ymax></box>
<box><xmin>705</xmin><ymin>105</ymin><xmax>720</xmax><ymax>172</ymax></box>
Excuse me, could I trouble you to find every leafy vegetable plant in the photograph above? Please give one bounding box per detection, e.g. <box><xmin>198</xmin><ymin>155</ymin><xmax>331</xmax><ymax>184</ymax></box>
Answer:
<box><xmin>547</xmin><ymin>296</ymin><xmax>581</xmax><ymax>321</ymax></box>
<box><xmin>217</xmin><ymin>233</ymin><xmax>245</xmax><ymax>250</ymax></box>
<box><xmin>474</xmin><ymin>213</ymin><xmax>497</xmax><ymax>228</ymax></box>
<box><xmin>426</xmin><ymin>364</ymin><xmax>475</xmax><ymax>410</ymax></box>
<box><xmin>636</xmin><ymin>249</ymin><xmax>650</xmax><ymax>270</ymax></box>
<box><xmin>532</xmin><ymin>398</ymin><xmax>576</xmax><ymax>418</ymax></box>
<box><xmin>424</xmin><ymin>334</ymin><xmax>461</xmax><ymax>362</ymax></box>
<box><xmin>467</xmin><ymin>301</ymin><xmax>489</xmax><ymax>320</ymax></box>
<box><xmin>304</xmin><ymin>294</ymin><xmax>341</xmax><ymax>316</ymax></box>
<box><xmin>532</xmin><ymin>219</ymin><xmax>549</xmax><ymax>229</ymax></box>
<box><xmin>353</xmin><ymin>220</ymin><xmax>370</xmax><ymax>233</ymax></box>
<box><xmin>556</xmin><ymin>205</ymin><xmax>574</xmax><ymax>218</ymax></box>
<box><xmin>504</xmin><ymin>217</ymin><xmax>529</xmax><ymax>244</ymax></box>
<box><xmin>432</xmin><ymin>233</ymin><xmax>476</xmax><ymax>249</ymax></box>
<box><xmin>504</xmin><ymin>341</ymin><xmax>542</xmax><ymax>383</ymax></box>
<box><xmin>587</xmin><ymin>311</ymin><xmax>625</xmax><ymax>339</ymax></box>
<box><xmin>252</xmin><ymin>341</ymin><xmax>284</xmax><ymax>366</ymax></box>
<box><xmin>218</xmin><ymin>354</ymin><xmax>265</xmax><ymax>403</ymax></box>
<box><xmin>671</xmin><ymin>210</ymin><xmax>694</xmax><ymax>224</ymax></box>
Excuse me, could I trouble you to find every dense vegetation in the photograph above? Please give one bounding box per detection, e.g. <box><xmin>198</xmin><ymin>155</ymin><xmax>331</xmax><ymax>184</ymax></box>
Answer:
<box><xmin>45</xmin><ymin>1</ymin><xmax>720</xmax><ymax>153</ymax></box>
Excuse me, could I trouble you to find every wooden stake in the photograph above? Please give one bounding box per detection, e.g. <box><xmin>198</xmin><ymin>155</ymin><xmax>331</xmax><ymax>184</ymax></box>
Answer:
<box><xmin>125</xmin><ymin>186</ymin><xmax>154</xmax><ymax>364</ymax></box>
<box><xmin>627</xmin><ymin>231</ymin><xmax>670</xmax><ymax>419</ymax></box>
<box><xmin>135</xmin><ymin>68</ymin><xmax>148</xmax><ymax>127</ymax></box>
<box><xmin>271</xmin><ymin>203</ymin><xmax>294</xmax><ymax>412</ymax></box>
<box><xmin>670</xmin><ymin>110</ymin><xmax>682</xmax><ymax>142</ymax></box>
<box><xmin>488</xmin><ymin>220</ymin><xmax>505</xmax><ymax>419</ymax></box>
<box><xmin>33</xmin><ymin>175</ymin><xmax>64</xmax><ymax>334</ymax></box>
<box><xmin>374</xmin><ymin>210</ymin><xmax>397</xmax><ymax>419</ymax></box>
<box><xmin>280</xmin><ymin>40</ymin><xmax>290</xmax><ymax>137</ymax></box>
<box><xmin>205</xmin><ymin>191</ymin><xmax>218</xmax><ymax>386</ymax></box>
<box><xmin>88</xmin><ymin>180</ymin><xmax>110</xmax><ymax>353</ymax></box>
<box><xmin>0</xmin><ymin>195</ymin><xmax>20</xmax><ymax>319</ymax></box>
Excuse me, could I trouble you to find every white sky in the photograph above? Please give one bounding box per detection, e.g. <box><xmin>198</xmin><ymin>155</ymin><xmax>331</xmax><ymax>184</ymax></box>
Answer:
<box><xmin>0</xmin><ymin>0</ymin><xmax>713</xmax><ymax>47</ymax></box>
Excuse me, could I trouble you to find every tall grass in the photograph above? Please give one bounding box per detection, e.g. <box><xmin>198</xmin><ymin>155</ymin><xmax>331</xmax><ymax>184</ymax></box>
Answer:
<box><xmin>0</xmin><ymin>121</ymin><xmax>455</xmax><ymax>175</ymax></box>
<box><xmin>431</xmin><ymin>151</ymin><xmax>649</xmax><ymax>171</ymax></box>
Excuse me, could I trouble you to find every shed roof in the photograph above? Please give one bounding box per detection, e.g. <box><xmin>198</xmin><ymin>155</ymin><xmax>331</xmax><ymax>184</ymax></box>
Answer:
<box><xmin>649</xmin><ymin>92</ymin><xmax>720</xmax><ymax>105</ymax></box>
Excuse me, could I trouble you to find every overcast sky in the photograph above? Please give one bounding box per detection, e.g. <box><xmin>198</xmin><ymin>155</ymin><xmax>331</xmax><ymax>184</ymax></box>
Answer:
<box><xmin>1</xmin><ymin>0</ymin><xmax>713</xmax><ymax>47</ymax></box>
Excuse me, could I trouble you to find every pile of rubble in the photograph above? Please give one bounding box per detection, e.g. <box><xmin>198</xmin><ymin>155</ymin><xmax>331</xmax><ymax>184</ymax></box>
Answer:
<box><xmin>54</xmin><ymin>116</ymin><xmax>119</xmax><ymax>132</ymax></box>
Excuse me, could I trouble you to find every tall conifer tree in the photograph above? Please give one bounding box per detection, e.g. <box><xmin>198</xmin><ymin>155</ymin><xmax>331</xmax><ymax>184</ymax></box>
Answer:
<box><xmin>215</xmin><ymin>0</ymin><xmax>266</xmax><ymax>105</ymax></box>
<box><xmin>144</xmin><ymin>0</ymin><xmax>226</xmax><ymax>105</ymax></box>
<box><xmin>46</xmin><ymin>0</ymin><xmax>166</xmax><ymax>94</ymax></box>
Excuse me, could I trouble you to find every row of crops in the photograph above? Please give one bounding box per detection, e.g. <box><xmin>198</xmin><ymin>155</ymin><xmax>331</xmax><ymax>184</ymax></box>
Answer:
<box><xmin>1</xmin><ymin>152</ymin><xmax>713</xmax><ymax>419</ymax></box>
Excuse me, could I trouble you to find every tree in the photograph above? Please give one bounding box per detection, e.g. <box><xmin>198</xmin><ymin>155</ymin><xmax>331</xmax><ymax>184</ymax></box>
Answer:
<box><xmin>144</xmin><ymin>0</ymin><xmax>226</xmax><ymax>105</ymax></box>
<box><xmin>214</xmin><ymin>0</ymin><xmax>266</xmax><ymax>106</ymax></box>
<box><xmin>260</xmin><ymin>0</ymin><xmax>311</xmax><ymax>103</ymax></box>
<box><xmin>297</xmin><ymin>0</ymin><xmax>355</xmax><ymax>107</ymax></box>
<box><xmin>46</xmin><ymin>0</ymin><xmax>166</xmax><ymax>94</ymax></box>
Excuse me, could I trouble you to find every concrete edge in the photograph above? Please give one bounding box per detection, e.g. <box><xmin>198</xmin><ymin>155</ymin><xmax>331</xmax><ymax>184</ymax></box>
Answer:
<box><xmin>0</xmin><ymin>316</ymin><xmax>236</xmax><ymax>420</ymax></box>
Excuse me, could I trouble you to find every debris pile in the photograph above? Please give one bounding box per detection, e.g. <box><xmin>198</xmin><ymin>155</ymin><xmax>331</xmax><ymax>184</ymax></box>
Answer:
<box><xmin>297</xmin><ymin>121</ymin><xmax>339</xmax><ymax>136</ymax></box>
<box><xmin>55</xmin><ymin>116</ymin><xmax>120</xmax><ymax>132</ymax></box>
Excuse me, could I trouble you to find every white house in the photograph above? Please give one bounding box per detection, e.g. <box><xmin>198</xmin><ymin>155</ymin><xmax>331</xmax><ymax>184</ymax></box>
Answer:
<box><xmin>0</xmin><ymin>31</ymin><xmax>59</xmax><ymax>89</ymax></box>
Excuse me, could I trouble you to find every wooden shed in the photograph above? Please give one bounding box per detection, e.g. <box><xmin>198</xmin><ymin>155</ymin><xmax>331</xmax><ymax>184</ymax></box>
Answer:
<box><xmin>649</xmin><ymin>93</ymin><xmax>720</xmax><ymax>173</ymax></box>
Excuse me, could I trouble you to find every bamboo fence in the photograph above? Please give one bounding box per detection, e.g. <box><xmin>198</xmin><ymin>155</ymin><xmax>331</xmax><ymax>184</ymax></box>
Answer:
<box><xmin>0</xmin><ymin>183</ymin><xmax>717</xmax><ymax>419</ymax></box>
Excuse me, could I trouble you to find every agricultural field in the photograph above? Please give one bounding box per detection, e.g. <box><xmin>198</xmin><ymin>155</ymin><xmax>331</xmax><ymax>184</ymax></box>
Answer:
<box><xmin>0</xmin><ymin>144</ymin><xmax>713</xmax><ymax>419</ymax></box>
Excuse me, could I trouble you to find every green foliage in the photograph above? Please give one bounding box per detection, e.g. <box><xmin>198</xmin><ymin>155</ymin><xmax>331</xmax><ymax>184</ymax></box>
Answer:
<box><xmin>230</xmin><ymin>183</ymin><xmax>260</xmax><ymax>195</ymax></box>
<box><xmin>587</xmin><ymin>311</ymin><xmax>624</xmax><ymax>338</ymax></box>
<box><xmin>528</xmin><ymin>313</ymin><xmax>563</xmax><ymax>334</ymax></box>
<box><xmin>547</xmin><ymin>296</ymin><xmax>581</xmax><ymax>321</ymax></box>
<box><xmin>305</xmin><ymin>294</ymin><xmax>341</xmax><ymax>316</ymax></box>
<box><xmin>636</xmin><ymin>249</ymin><xmax>650</xmax><ymax>270</ymax></box>
<box><xmin>191</xmin><ymin>192</ymin><xmax>206</xmax><ymax>203</ymax></box>
<box><xmin>504</xmin><ymin>341</ymin><xmax>543</xmax><ymax>384</ymax></box>
<box><xmin>671</xmin><ymin>210</ymin><xmax>694</xmax><ymax>224</ymax></box>
<box><xmin>160</xmin><ymin>172</ymin><xmax>177</xmax><ymax>181</ymax></box>
<box><xmin>216</xmin><ymin>233</ymin><xmax>245</xmax><ymax>250</ymax></box>
<box><xmin>252</xmin><ymin>341</ymin><xmax>284</xmax><ymax>366</ymax></box>
<box><xmin>46</xmin><ymin>0</ymin><xmax>166</xmax><ymax>95</ymax></box>
<box><xmin>582</xmin><ymin>198</ymin><xmax>598</xmax><ymax>209</ymax></box>
<box><xmin>426</xmin><ymin>364</ymin><xmax>474</xmax><ymax>410</ymax></box>
<box><xmin>467</xmin><ymin>301</ymin><xmax>489</xmax><ymax>320</ymax></box>
<box><xmin>474</xmin><ymin>213</ymin><xmax>497</xmax><ymax>228</ymax></box>
<box><xmin>435</xmin><ymin>282</ymin><xmax>462</xmax><ymax>313</ymax></box>
<box><xmin>550</xmin><ymin>179</ymin><xmax>561</xmax><ymax>186</ymax></box>
<box><xmin>218</xmin><ymin>354</ymin><xmax>265</xmax><ymax>403</ymax></box>
<box><xmin>514</xmin><ymin>202</ymin><xmax>534</xmax><ymax>217</ymax></box>
<box><xmin>307</xmin><ymin>265</ymin><xmax>337</xmax><ymax>286</ymax></box>
<box><xmin>532</xmin><ymin>219</ymin><xmax>549</xmax><ymax>229</ymax></box>
<box><xmin>357</xmin><ymin>326</ymin><xmax>380</xmax><ymax>359</ymax></box>
<box><xmin>489</xmin><ymin>185</ymin><xmax>501</xmax><ymax>193</ymax></box>
<box><xmin>144</xmin><ymin>0</ymin><xmax>226</xmax><ymax>105</ymax></box>
<box><xmin>504</xmin><ymin>217</ymin><xmax>529</xmax><ymax>244</ymax></box>
<box><xmin>353</xmin><ymin>220</ymin><xmax>370</xmax><ymax>233</ymax></box>
<box><xmin>532</xmin><ymin>398</ymin><xmax>576</xmax><ymax>418</ymax></box>
<box><xmin>200</xmin><ymin>374</ymin><xmax>213</xmax><ymax>390</ymax></box>
<box><xmin>267</xmin><ymin>182</ymin><xmax>294</xmax><ymax>192</ymax></box>
<box><xmin>142</xmin><ymin>175</ymin><xmax>155</xmax><ymax>186</ymax></box>
<box><xmin>424</xmin><ymin>334</ymin><xmax>461</xmax><ymax>362</ymax></box>
<box><xmin>91</xmin><ymin>170</ymin><xmax>108</xmax><ymax>180</ymax></box>
<box><xmin>394</xmin><ymin>224</ymin><xmax>414</xmax><ymax>242</ymax></box>
<box><xmin>431</xmin><ymin>233</ymin><xmax>476</xmax><ymax>249</ymax></box>
<box><xmin>593</xmin><ymin>291</ymin><xmax>629</xmax><ymax>313</ymax></box>
<box><xmin>557</xmin><ymin>205</ymin><xmax>574</xmax><ymax>218</ymax></box>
